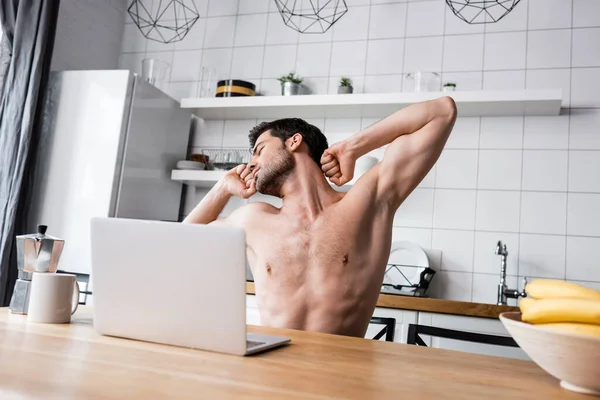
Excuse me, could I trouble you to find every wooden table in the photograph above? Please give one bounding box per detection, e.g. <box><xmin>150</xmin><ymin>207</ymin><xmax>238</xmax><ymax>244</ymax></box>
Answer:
<box><xmin>0</xmin><ymin>307</ymin><xmax>585</xmax><ymax>399</ymax></box>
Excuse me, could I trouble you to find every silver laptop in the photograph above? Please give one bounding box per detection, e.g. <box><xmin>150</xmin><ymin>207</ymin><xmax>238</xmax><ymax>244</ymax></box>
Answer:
<box><xmin>89</xmin><ymin>217</ymin><xmax>290</xmax><ymax>355</ymax></box>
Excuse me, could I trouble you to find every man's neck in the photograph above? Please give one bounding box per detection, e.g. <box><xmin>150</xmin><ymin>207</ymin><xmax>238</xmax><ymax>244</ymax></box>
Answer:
<box><xmin>279</xmin><ymin>161</ymin><xmax>342</xmax><ymax>221</ymax></box>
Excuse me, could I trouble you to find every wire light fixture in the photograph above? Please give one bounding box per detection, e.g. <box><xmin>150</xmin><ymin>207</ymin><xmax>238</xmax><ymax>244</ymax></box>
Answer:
<box><xmin>273</xmin><ymin>0</ymin><xmax>348</xmax><ymax>34</ymax></box>
<box><xmin>446</xmin><ymin>0</ymin><xmax>521</xmax><ymax>24</ymax></box>
<box><xmin>128</xmin><ymin>0</ymin><xmax>200</xmax><ymax>43</ymax></box>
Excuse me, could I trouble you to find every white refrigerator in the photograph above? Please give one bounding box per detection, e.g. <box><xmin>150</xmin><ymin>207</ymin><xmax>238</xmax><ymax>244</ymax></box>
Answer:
<box><xmin>28</xmin><ymin>70</ymin><xmax>192</xmax><ymax>277</ymax></box>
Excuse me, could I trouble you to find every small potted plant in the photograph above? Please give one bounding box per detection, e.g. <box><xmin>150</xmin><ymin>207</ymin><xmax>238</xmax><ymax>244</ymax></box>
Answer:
<box><xmin>278</xmin><ymin>72</ymin><xmax>303</xmax><ymax>96</ymax></box>
<box><xmin>443</xmin><ymin>82</ymin><xmax>456</xmax><ymax>92</ymax></box>
<box><xmin>338</xmin><ymin>77</ymin><xmax>353</xmax><ymax>94</ymax></box>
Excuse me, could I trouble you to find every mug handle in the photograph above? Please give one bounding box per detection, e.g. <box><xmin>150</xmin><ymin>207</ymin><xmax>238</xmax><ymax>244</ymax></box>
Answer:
<box><xmin>71</xmin><ymin>281</ymin><xmax>80</xmax><ymax>315</ymax></box>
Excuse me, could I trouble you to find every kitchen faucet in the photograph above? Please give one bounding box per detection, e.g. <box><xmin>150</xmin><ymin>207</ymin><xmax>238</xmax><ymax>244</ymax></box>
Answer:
<box><xmin>495</xmin><ymin>241</ymin><xmax>527</xmax><ymax>305</ymax></box>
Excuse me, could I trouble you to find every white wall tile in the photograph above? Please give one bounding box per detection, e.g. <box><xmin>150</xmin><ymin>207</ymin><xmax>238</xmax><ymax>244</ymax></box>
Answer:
<box><xmin>480</xmin><ymin>117</ymin><xmax>523</xmax><ymax>149</ymax></box>
<box><xmin>324</xmin><ymin>118</ymin><xmax>361</xmax><ymax>144</ymax></box>
<box><xmin>258</xmin><ymin>78</ymin><xmax>280</xmax><ymax>96</ymax></box>
<box><xmin>484</xmin><ymin>0</ymin><xmax>528</xmax><ymax>32</ymax></box>
<box><xmin>483</xmin><ymin>70</ymin><xmax>525</xmax><ymax>90</ymax></box>
<box><xmin>303</xmin><ymin>77</ymin><xmax>330</xmax><ymax>95</ymax></box>
<box><xmin>204</xmin><ymin>16</ymin><xmax>237</xmax><ymax>48</ymax></box>
<box><xmin>329</xmin><ymin>41</ymin><xmax>367</xmax><ymax>76</ymax></box>
<box><xmin>391</xmin><ymin>227</ymin><xmax>433</xmax><ymax>249</ymax></box>
<box><xmin>208</xmin><ymin>0</ymin><xmax>238</xmax><ymax>16</ymax></box>
<box><xmin>238</xmin><ymin>0</ymin><xmax>270</xmax><ymax>14</ymax></box>
<box><xmin>526</xmin><ymin>68</ymin><xmax>571</xmax><ymax>107</ymax></box>
<box><xmin>570</xmin><ymin>109</ymin><xmax>600</xmax><ymax>150</ymax></box>
<box><xmin>528</xmin><ymin>0</ymin><xmax>572</xmax><ymax>30</ymax></box>
<box><xmin>572</xmin><ymin>28</ymin><xmax>600</xmax><ymax>67</ymax></box>
<box><xmin>231</xmin><ymin>46</ymin><xmax>264</xmax><ymax>79</ymax></box>
<box><xmin>484</xmin><ymin>32</ymin><xmax>527</xmax><ymax>70</ymax></box>
<box><xmin>406</xmin><ymin>0</ymin><xmax>445</xmax><ymax>37</ymax></box>
<box><xmin>364</xmin><ymin>74</ymin><xmax>404</xmax><ymax>93</ymax></box>
<box><xmin>365</xmin><ymin>39</ymin><xmax>404</xmax><ymax>75</ymax></box>
<box><xmin>477</xmin><ymin>150</ymin><xmax>522</xmax><ymax>190</ymax></box>
<box><xmin>404</xmin><ymin>37</ymin><xmax>444</xmax><ymax>75</ymax></box>
<box><xmin>168</xmin><ymin>82</ymin><xmax>196</xmax><ymax>100</ymax></box>
<box><xmin>568</xmin><ymin>193</ymin><xmax>600</xmax><ymax>236</ymax></box>
<box><xmin>527</xmin><ymin>29</ymin><xmax>571</xmax><ymax>69</ymax></box>
<box><xmin>445</xmin><ymin>117</ymin><xmax>480</xmax><ymax>149</ymax></box>
<box><xmin>521</xmin><ymin>192</ymin><xmax>567</xmax><ymax>235</ymax></box>
<box><xmin>519</xmin><ymin>234</ymin><xmax>566</xmax><ymax>279</ymax></box>
<box><xmin>369</xmin><ymin>3</ymin><xmax>408</xmax><ymax>39</ymax></box>
<box><xmin>193</xmin><ymin>119</ymin><xmax>224</xmax><ymax>147</ymax></box>
<box><xmin>394</xmin><ymin>188</ymin><xmax>434</xmax><ymax>228</ymax></box>
<box><xmin>522</xmin><ymin>150</ymin><xmax>568</xmax><ymax>192</ymax></box>
<box><xmin>442</xmin><ymin>34</ymin><xmax>484</xmax><ymax>72</ymax></box>
<box><xmin>262</xmin><ymin>44</ymin><xmax>297</xmax><ymax>78</ymax></box>
<box><xmin>119</xmin><ymin>53</ymin><xmax>145</xmax><ymax>75</ymax></box>
<box><xmin>568</xmin><ymin>151</ymin><xmax>600</xmax><ymax>193</ymax></box>
<box><xmin>573</xmin><ymin>0</ymin><xmax>600</xmax><ymax>27</ymax></box>
<box><xmin>566</xmin><ymin>236</ymin><xmax>600</xmax><ymax>281</ymax></box>
<box><xmin>441</xmin><ymin>72</ymin><xmax>483</xmax><ymax>91</ymax></box>
<box><xmin>146</xmin><ymin>36</ymin><xmax>174</xmax><ymax>53</ymax></box>
<box><xmin>523</xmin><ymin>116</ymin><xmax>569</xmax><ymax>150</ymax></box>
<box><xmin>435</xmin><ymin>150</ymin><xmax>478</xmax><ymax>189</ymax></box>
<box><xmin>444</xmin><ymin>8</ymin><xmax>484</xmax><ymax>35</ymax></box>
<box><xmin>174</xmin><ymin>19</ymin><xmax>207</xmax><ymax>51</ymax></box>
<box><xmin>171</xmin><ymin>50</ymin><xmax>203</xmax><ymax>82</ymax></box>
<box><xmin>144</xmin><ymin>51</ymin><xmax>174</xmax><ymax>78</ymax></box>
<box><xmin>571</xmin><ymin>68</ymin><xmax>600</xmax><ymax>108</ymax></box>
<box><xmin>432</xmin><ymin>229</ymin><xmax>475</xmax><ymax>273</ymax></box>
<box><xmin>428</xmin><ymin>271</ymin><xmax>473</xmax><ymax>302</ymax></box>
<box><xmin>474</xmin><ymin>231</ymin><xmax>519</xmax><ymax>275</ymax></box>
<box><xmin>222</xmin><ymin>119</ymin><xmax>256</xmax><ymax>148</ymax></box>
<box><xmin>121</xmin><ymin>24</ymin><xmax>147</xmax><ymax>53</ymax></box>
<box><xmin>472</xmin><ymin>274</ymin><xmax>520</xmax><ymax>305</ymax></box>
<box><xmin>433</xmin><ymin>189</ymin><xmax>477</xmax><ymax>230</ymax></box>
<box><xmin>234</xmin><ymin>14</ymin><xmax>268</xmax><ymax>47</ymax></box>
<box><xmin>476</xmin><ymin>191</ymin><xmax>521</xmax><ymax>232</ymax></box>
<box><xmin>265</xmin><ymin>12</ymin><xmax>299</xmax><ymax>45</ymax></box>
<box><xmin>296</xmin><ymin>43</ymin><xmax>332</xmax><ymax>77</ymax></box>
<box><xmin>200</xmin><ymin>48</ymin><xmax>233</xmax><ymax>78</ymax></box>
<box><xmin>332</xmin><ymin>6</ymin><xmax>370</xmax><ymax>41</ymax></box>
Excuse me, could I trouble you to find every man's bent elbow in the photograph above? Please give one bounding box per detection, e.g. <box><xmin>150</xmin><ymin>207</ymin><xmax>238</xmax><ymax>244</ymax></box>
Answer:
<box><xmin>437</xmin><ymin>96</ymin><xmax>457</xmax><ymax>121</ymax></box>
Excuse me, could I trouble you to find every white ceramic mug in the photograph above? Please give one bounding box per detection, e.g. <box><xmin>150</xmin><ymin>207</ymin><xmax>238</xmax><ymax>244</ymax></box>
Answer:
<box><xmin>28</xmin><ymin>273</ymin><xmax>80</xmax><ymax>323</ymax></box>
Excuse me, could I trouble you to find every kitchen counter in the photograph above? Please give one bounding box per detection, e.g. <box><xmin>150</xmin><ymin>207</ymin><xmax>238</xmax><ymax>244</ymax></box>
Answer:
<box><xmin>0</xmin><ymin>307</ymin><xmax>583</xmax><ymax>399</ymax></box>
<box><xmin>246</xmin><ymin>282</ymin><xmax>519</xmax><ymax>319</ymax></box>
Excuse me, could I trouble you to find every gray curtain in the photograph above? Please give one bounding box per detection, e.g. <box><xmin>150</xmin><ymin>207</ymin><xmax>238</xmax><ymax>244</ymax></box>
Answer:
<box><xmin>0</xmin><ymin>0</ymin><xmax>61</xmax><ymax>305</ymax></box>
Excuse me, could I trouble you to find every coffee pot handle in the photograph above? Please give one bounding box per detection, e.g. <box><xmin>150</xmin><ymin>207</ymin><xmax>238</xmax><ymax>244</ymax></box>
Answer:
<box><xmin>71</xmin><ymin>281</ymin><xmax>80</xmax><ymax>315</ymax></box>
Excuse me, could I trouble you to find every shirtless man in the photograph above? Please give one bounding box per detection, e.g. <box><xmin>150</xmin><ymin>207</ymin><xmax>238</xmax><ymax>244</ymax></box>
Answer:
<box><xmin>184</xmin><ymin>97</ymin><xmax>457</xmax><ymax>338</ymax></box>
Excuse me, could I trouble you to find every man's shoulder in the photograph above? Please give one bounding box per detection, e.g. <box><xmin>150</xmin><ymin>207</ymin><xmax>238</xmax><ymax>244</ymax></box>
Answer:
<box><xmin>227</xmin><ymin>200</ymin><xmax>279</xmax><ymax>223</ymax></box>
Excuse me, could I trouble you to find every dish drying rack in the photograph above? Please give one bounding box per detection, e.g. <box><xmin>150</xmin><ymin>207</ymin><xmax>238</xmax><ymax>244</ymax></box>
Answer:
<box><xmin>381</xmin><ymin>263</ymin><xmax>436</xmax><ymax>297</ymax></box>
<box><xmin>198</xmin><ymin>148</ymin><xmax>251</xmax><ymax>170</ymax></box>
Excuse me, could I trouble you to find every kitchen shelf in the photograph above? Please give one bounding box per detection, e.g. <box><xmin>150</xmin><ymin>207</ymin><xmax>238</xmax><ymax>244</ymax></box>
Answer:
<box><xmin>180</xmin><ymin>89</ymin><xmax>563</xmax><ymax>120</ymax></box>
<box><xmin>171</xmin><ymin>169</ymin><xmax>355</xmax><ymax>192</ymax></box>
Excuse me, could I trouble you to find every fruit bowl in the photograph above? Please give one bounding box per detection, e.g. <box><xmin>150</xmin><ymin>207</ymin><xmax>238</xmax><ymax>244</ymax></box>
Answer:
<box><xmin>500</xmin><ymin>312</ymin><xmax>600</xmax><ymax>396</ymax></box>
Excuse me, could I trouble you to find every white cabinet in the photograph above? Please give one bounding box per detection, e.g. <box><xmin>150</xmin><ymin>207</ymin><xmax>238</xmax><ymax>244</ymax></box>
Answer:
<box><xmin>416</xmin><ymin>312</ymin><xmax>529</xmax><ymax>360</ymax></box>
<box><xmin>367</xmin><ymin>308</ymin><xmax>418</xmax><ymax>344</ymax></box>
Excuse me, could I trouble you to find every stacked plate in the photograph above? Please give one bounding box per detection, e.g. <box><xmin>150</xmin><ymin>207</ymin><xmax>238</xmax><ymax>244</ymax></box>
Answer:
<box><xmin>176</xmin><ymin>160</ymin><xmax>206</xmax><ymax>170</ymax></box>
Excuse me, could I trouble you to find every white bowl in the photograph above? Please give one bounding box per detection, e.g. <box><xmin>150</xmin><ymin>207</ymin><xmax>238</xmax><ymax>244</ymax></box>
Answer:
<box><xmin>500</xmin><ymin>312</ymin><xmax>600</xmax><ymax>396</ymax></box>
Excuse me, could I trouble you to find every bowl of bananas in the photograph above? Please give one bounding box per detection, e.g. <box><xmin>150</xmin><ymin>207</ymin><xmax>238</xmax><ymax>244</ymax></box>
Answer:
<box><xmin>500</xmin><ymin>279</ymin><xmax>600</xmax><ymax>396</ymax></box>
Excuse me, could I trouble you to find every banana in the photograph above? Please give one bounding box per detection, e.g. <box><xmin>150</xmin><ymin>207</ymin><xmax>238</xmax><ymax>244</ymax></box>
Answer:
<box><xmin>537</xmin><ymin>323</ymin><xmax>600</xmax><ymax>338</ymax></box>
<box><xmin>525</xmin><ymin>279</ymin><xmax>600</xmax><ymax>301</ymax></box>
<box><xmin>519</xmin><ymin>297</ymin><xmax>600</xmax><ymax>325</ymax></box>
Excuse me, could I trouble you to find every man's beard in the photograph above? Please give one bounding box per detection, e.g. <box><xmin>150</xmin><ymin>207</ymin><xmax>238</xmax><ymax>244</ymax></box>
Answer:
<box><xmin>256</xmin><ymin>148</ymin><xmax>295</xmax><ymax>197</ymax></box>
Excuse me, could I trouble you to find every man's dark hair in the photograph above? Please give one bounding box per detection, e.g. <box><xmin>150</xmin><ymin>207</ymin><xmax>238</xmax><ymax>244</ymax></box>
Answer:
<box><xmin>249</xmin><ymin>118</ymin><xmax>329</xmax><ymax>167</ymax></box>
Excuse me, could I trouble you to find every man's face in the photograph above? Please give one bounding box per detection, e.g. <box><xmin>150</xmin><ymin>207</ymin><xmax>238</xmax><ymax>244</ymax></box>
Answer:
<box><xmin>251</xmin><ymin>131</ymin><xmax>295</xmax><ymax>197</ymax></box>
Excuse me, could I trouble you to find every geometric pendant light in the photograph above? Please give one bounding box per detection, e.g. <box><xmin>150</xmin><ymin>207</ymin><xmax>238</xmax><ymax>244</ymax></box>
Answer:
<box><xmin>273</xmin><ymin>0</ymin><xmax>348</xmax><ymax>34</ymax></box>
<box><xmin>446</xmin><ymin>0</ymin><xmax>522</xmax><ymax>24</ymax></box>
<box><xmin>128</xmin><ymin>0</ymin><xmax>200</xmax><ymax>43</ymax></box>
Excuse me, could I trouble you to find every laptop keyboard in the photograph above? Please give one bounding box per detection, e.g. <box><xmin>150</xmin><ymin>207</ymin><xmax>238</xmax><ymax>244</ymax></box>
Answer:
<box><xmin>246</xmin><ymin>340</ymin><xmax>266</xmax><ymax>349</ymax></box>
